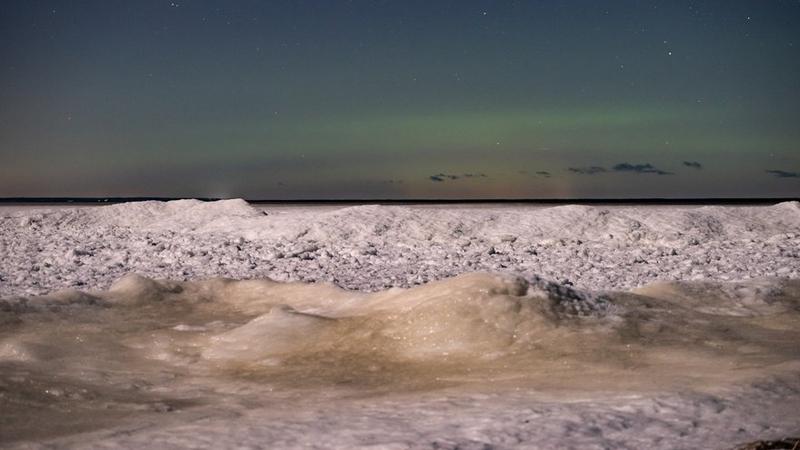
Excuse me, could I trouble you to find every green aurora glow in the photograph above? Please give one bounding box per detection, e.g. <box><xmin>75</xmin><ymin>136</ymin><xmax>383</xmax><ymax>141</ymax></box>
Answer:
<box><xmin>1</xmin><ymin>0</ymin><xmax>798</xmax><ymax>198</ymax></box>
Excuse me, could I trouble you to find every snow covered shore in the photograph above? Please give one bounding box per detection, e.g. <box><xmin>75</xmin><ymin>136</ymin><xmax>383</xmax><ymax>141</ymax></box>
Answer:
<box><xmin>1</xmin><ymin>199</ymin><xmax>798</xmax><ymax>297</ymax></box>
<box><xmin>1</xmin><ymin>200</ymin><xmax>799</xmax><ymax>449</ymax></box>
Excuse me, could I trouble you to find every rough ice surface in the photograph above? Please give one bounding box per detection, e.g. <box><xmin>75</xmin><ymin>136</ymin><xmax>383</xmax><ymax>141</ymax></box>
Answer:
<box><xmin>1</xmin><ymin>200</ymin><xmax>799</xmax><ymax>297</ymax></box>
<box><xmin>1</xmin><ymin>200</ymin><xmax>799</xmax><ymax>449</ymax></box>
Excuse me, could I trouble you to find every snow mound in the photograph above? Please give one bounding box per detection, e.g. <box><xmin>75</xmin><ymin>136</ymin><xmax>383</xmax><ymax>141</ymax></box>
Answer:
<box><xmin>13</xmin><ymin>199</ymin><xmax>263</xmax><ymax>234</ymax></box>
<box><xmin>289</xmin><ymin>202</ymin><xmax>800</xmax><ymax>247</ymax></box>
<box><xmin>93</xmin><ymin>198</ymin><xmax>262</xmax><ymax>231</ymax></box>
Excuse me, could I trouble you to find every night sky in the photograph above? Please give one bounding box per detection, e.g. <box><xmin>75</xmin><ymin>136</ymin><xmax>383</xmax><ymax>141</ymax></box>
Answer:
<box><xmin>1</xmin><ymin>1</ymin><xmax>799</xmax><ymax>199</ymax></box>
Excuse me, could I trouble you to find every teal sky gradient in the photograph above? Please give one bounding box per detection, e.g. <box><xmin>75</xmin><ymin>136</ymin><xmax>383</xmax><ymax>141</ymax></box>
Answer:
<box><xmin>1</xmin><ymin>0</ymin><xmax>799</xmax><ymax>198</ymax></box>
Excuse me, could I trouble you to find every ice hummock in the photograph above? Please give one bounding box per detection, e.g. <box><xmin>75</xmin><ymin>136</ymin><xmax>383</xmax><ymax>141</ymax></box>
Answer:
<box><xmin>2</xmin><ymin>272</ymin><xmax>800</xmax><ymax>447</ymax></box>
<box><xmin>2</xmin><ymin>200</ymin><xmax>799</xmax><ymax>298</ymax></box>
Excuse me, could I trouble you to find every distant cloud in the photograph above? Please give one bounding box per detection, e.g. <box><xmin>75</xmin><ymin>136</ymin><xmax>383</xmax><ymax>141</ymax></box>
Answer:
<box><xmin>517</xmin><ymin>170</ymin><xmax>551</xmax><ymax>177</ymax></box>
<box><xmin>428</xmin><ymin>172</ymin><xmax>487</xmax><ymax>183</ymax></box>
<box><xmin>430</xmin><ymin>172</ymin><xmax>486</xmax><ymax>182</ymax></box>
<box><xmin>683</xmin><ymin>161</ymin><xmax>703</xmax><ymax>169</ymax></box>
<box><xmin>612</xmin><ymin>162</ymin><xmax>673</xmax><ymax>175</ymax></box>
<box><xmin>568</xmin><ymin>166</ymin><xmax>607</xmax><ymax>175</ymax></box>
<box><xmin>766</xmin><ymin>169</ymin><xmax>800</xmax><ymax>178</ymax></box>
<box><xmin>567</xmin><ymin>163</ymin><xmax>673</xmax><ymax>176</ymax></box>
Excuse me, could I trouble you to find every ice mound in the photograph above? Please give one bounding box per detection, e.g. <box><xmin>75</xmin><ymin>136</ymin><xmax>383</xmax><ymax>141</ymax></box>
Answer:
<box><xmin>5</xmin><ymin>200</ymin><xmax>800</xmax><ymax>244</ymax></box>
<box><xmin>10</xmin><ymin>198</ymin><xmax>263</xmax><ymax>235</ymax></box>
<box><xmin>102</xmin><ymin>197</ymin><xmax>257</xmax><ymax>219</ymax></box>
<box><xmin>526</xmin><ymin>275</ymin><xmax>613</xmax><ymax>317</ymax></box>
<box><xmin>99</xmin><ymin>273</ymin><xmax>618</xmax><ymax>365</ymax></box>
<box><xmin>775</xmin><ymin>200</ymin><xmax>800</xmax><ymax>212</ymax></box>
<box><xmin>4</xmin><ymin>201</ymin><xmax>799</xmax><ymax>299</ymax></box>
<box><xmin>4</xmin><ymin>272</ymin><xmax>799</xmax><ymax>375</ymax></box>
<box><xmin>290</xmin><ymin>202</ymin><xmax>800</xmax><ymax>249</ymax></box>
<box><xmin>635</xmin><ymin>278</ymin><xmax>800</xmax><ymax>317</ymax></box>
<box><xmin>1</xmin><ymin>272</ymin><xmax>615</xmax><ymax>377</ymax></box>
<box><xmin>88</xmin><ymin>198</ymin><xmax>262</xmax><ymax>231</ymax></box>
<box><xmin>108</xmin><ymin>273</ymin><xmax>185</xmax><ymax>304</ymax></box>
<box><xmin>203</xmin><ymin>305</ymin><xmax>337</xmax><ymax>362</ymax></box>
<box><xmin>2</xmin><ymin>272</ymin><xmax>800</xmax><ymax>446</ymax></box>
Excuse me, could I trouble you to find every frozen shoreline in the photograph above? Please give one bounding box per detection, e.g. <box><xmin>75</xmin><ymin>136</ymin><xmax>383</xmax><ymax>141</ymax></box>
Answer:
<box><xmin>1</xmin><ymin>200</ymin><xmax>799</xmax><ymax>449</ymax></box>
<box><xmin>1</xmin><ymin>200</ymin><xmax>798</xmax><ymax>297</ymax></box>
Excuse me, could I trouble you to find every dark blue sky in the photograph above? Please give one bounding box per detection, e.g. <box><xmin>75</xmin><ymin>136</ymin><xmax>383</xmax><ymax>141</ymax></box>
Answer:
<box><xmin>1</xmin><ymin>0</ymin><xmax>799</xmax><ymax>198</ymax></box>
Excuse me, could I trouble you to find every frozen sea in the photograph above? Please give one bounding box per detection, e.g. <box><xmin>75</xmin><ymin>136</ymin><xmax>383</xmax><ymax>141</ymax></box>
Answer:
<box><xmin>1</xmin><ymin>200</ymin><xmax>799</xmax><ymax>449</ymax></box>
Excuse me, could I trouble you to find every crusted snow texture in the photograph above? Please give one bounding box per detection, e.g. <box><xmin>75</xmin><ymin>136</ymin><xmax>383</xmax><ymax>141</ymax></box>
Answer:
<box><xmin>1</xmin><ymin>200</ymin><xmax>799</xmax><ymax>297</ymax></box>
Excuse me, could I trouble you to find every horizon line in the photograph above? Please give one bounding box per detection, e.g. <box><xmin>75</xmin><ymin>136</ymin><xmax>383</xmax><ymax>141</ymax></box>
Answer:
<box><xmin>0</xmin><ymin>197</ymin><xmax>797</xmax><ymax>205</ymax></box>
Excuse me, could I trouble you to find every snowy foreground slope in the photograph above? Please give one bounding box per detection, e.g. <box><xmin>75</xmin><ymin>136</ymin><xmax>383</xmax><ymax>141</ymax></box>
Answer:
<box><xmin>1</xmin><ymin>200</ymin><xmax>799</xmax><ymax>449</ymax></box>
